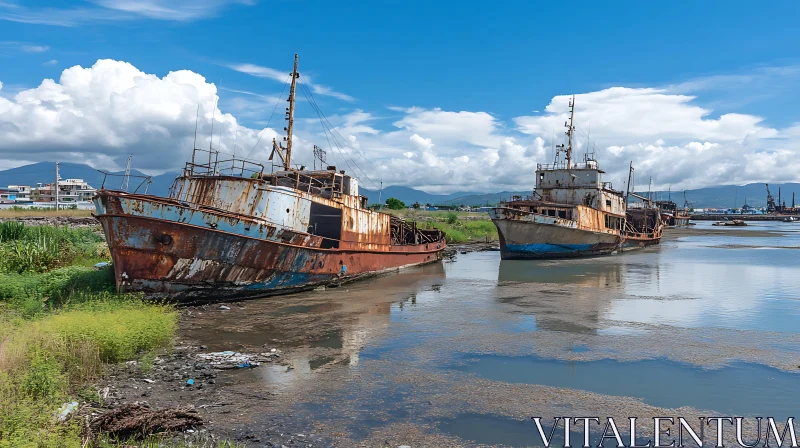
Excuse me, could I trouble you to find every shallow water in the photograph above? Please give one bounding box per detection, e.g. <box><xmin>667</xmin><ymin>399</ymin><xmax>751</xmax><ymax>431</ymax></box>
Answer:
<box><xmin>186</xmin><ymin>222</ymin><xmax>800</xmax><ymax>446</ymax></box>
<box><xmin>451</xmin><ymin>354</ymin><xmax>800</xmax><ymax>420</ymax></box>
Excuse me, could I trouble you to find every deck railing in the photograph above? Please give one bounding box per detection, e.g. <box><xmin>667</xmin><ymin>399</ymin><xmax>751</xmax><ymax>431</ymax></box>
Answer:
<box><xmin>97</xmin><ymin>171</ymin><xmax>153</xmax><ymax>194</ymax></box>
<box><xmin>184</xmin><ymin>148</ymin><xmax>265</xmax><ymax>179</ymax></box>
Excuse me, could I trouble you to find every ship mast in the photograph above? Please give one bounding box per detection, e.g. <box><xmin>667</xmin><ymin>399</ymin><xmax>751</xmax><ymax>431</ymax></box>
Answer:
<box><xmin>565</xmin><ymin>95</ymin><xmax>575</xmax><ymax>169</ymax></box>
<box><xmin>271</xmin><ymin>54</ymin><xmax>299</xmax><ymax>171</ymax></box>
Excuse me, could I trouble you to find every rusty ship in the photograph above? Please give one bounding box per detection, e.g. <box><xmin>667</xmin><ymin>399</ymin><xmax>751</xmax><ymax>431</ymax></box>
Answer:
<box><xmin>92</xmin><ymin>54</ymin><xmax>446</xmax><ymax>302</ymax></box>
<box><xmin>655</xmin><ymin>191</ymin><xmax>690</xmax><ymax>227</ymax></box>
<box><xmin>489</xmin><ymin>96</ymin><xmax>628</xmax><ymax>259</ymax></box>
<box><xmin>622</xmin><ymin>164</ymin><xmax>664</xmax><ymax>248</ymax></box>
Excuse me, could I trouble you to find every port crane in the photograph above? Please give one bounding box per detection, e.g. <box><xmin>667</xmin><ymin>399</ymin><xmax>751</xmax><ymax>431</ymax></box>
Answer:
<box><xmin>766</xmin><ymin>184</ymin><xmax>776</xmax><ymax>213</ymax></box>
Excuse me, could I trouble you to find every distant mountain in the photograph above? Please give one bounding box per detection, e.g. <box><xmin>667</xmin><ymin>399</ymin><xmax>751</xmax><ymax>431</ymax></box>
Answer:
<box><xmin>2</xmin><ymin>162</ymin><xmax>798</xmax><ymax>209</ymax></box>
<box><xmin>440</xmin><ymin>191</ymin><xmax>529</xmax><ymax>206</ymax></box>
<box><xmin>0</xmin><ymin>162</ymin><xmax>179</xmax><ymax>196</ymax></box>
<box><xmin>359</xmin><ymin>186</ymin><xmax>476</xmax><ymax>205</ymax></box>
<box><xmin>640</xmin><ymin>183</ymin><xmax>800</xmax><ymax>209</ymax></box>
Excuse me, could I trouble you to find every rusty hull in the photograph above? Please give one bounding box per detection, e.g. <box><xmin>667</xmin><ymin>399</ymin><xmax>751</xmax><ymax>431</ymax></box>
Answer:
<box><xmin>94</xmin><ymin>189</ymin><xmax>445</xmax><ymax>303</ymax></box>
<box><xmin>622</xmin><ymin>207</ymin><xmax>664</xmax><ymax>249</ymax></box>
<box><xmin>489</xmin><ymin>205</ymin><xmax>622</xmax><ymax>259</ymax></box>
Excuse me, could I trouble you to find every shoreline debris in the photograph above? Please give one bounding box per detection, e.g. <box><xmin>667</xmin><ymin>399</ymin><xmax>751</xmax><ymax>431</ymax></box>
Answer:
<box><xmin>192</xmin><ymin>350</ymin><xmax>279</xmax><ymax>370</ymax></box>
<box><xmin>712</xmin><ymin>219</ymin><xmax>747</xmax><ymax>226</ymax></box>
<box><xmin>89</xmin><ymin>403</ymin><xmax>203</xmax><ymax>439</ymax></box>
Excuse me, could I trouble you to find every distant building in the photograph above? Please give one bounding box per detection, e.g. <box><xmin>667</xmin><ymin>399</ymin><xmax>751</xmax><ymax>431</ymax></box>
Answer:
<box><xmin>0</xmin><ymin>188</ymin><xmax>12</xmax><ymax>204</ymax></box>
<box><xmin>32</xmin><ymin>179</ymin><xmax>97</xmax><ymax>204</ymax></box>
<box><xmin>0</xmin><ymin>185</ymin><xmax>33</xmax><ymax>204</ymax></box>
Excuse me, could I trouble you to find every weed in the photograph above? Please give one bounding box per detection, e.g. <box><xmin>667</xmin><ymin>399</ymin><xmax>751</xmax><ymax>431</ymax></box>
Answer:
<box><xmin>39</xmin><ymin>298</ymin><xmax>177</xmax><ymax>363</ymax></box>
<box><xmin>0</xmin><ymin>265</ymin><xmax>116</xmax><ymax>317</ymax></box>
<box><xmin>139</xmin><ymin>349</ymin><xmax>158</xmax><ymax>373</ymax></box>
<box><xmin>0</xmin><ymin>222</ymin><xmax>25</xmax><ymax>241</ymax></box>
<box><xmin>0</xmin><ymin>297</ymin><xmax>176</xmax><ymax>447</ymax></box>
<box><xmin>0</xmin><ymin>223</ymin><xmax>105</xmax><ymax>274</ymax></box>
<box><xmin>21</xmin><ymin>351</ymin><xmax>67</xmax><ymax>400</ymax></box>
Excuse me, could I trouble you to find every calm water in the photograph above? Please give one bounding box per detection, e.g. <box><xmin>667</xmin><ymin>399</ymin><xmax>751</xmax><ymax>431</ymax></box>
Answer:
<box><xmin>451</xmin><ymin>354</ymin><xmax>800</xmax><ymax>420</ymax></box>
<box><xmin>463</xmin><ymin>221</ymin><xmax>800</xmax><ymax>333</ymax></box>
<box><xmin>189</xmin><ymin>221</ymin><xmax>800</xmax><ymax>446</ymax></box>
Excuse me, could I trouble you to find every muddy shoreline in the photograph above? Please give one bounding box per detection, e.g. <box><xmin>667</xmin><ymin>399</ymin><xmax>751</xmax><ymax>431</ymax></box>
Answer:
<box><xmin>45</xmin><ymin>218</ymin><xmax>800</xmax><ymax>446</ymax></box>
<box><xmin>662</xmin><ymin>224</ymin><xmax>784</xmax><ymax>239</ymax></box>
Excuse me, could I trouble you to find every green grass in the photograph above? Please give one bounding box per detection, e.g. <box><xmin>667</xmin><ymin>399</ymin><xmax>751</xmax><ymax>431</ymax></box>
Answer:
<box><xmin>0</xmin><ymin>222</ymin><xmax>107</xmax><ymax>274</ymax></box>
<box><xmin>0</xmin><ymin>266</ymin><xmax>116</xmax><ymax>317</ymax></box>
<box><xmin>417</xmin><ymin>214</ymin><xmax>498</xmax><ymax>244</ymax></box>
<box><xmin>0</xmin><ymin>223</ymin><xmax>182</xmax><ymax>446</ymax></box>
<box><xmin>0</xmin><ymin>296</ymin><xmax>177</xmax><ymax>447</ymax></box>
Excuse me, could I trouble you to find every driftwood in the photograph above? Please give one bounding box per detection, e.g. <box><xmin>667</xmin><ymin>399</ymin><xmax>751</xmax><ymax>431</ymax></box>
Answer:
<box><xmin>89</xmin><ymin>403</ymin><xmax>203</xmax><ymax>439</ymax></box>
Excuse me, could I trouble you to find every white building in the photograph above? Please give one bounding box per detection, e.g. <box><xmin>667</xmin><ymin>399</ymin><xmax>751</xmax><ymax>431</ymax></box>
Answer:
<box><xmin>0</xmin><ymin>185</ymin><xmax>33</xmax><ymax>204</ymax></box>
<box><xmin>32</xmin><ymin>179</ymin><xmax>97</xmax><ymax>204</ymax></box>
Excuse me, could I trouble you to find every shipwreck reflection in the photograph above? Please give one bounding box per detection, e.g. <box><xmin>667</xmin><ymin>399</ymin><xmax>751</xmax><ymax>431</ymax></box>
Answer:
<box><xmin>497</xmin><ymin>256</ymin><xmax>624</xmax><ymax>288</ymax></box>
<box><xmin>197</xmin><ymin>261</ymin><xmax>447</xmax><ymax>390</ymax></box>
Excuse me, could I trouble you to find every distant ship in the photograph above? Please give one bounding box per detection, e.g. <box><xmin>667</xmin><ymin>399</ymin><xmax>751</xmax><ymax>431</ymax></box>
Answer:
<box><xmin>622</xmin><ymin>164</ymin><xmax>664</xmax><ymax>248</ymax></box>
<box><xmin>490</xmin><ymin>96</ymin><xmax>627</xmax><ymax>259</ymax></box>
<box><xmin>93</xmin><ymin>54</ymin><xmax>446</xmax><ymax>302</ymax></box>
<box><xmin>489</xmin><ymin>96</ymin><xmax>663</xmax><ymax>259</ymax></box>
<box><xmin>655</xmin><ymin>191</ymin><xmax>691</xmax><ymax>227</ymax></box>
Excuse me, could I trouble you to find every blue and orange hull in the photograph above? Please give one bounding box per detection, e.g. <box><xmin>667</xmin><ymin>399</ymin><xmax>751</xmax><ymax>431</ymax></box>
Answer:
<box><xmin>94</xmin><ymin>190</ymin><xmax>445</xmax><ymax>303</ymax></box>
<box><xmin>490</xmin><ymin>207</ymin><xmax>622</xmax><ymax>259</ymax></box>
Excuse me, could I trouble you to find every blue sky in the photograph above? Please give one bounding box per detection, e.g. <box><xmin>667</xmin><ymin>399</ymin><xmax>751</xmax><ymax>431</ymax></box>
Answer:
<box><xmin>1</xmin><ymin>1</ymin><xmax>799</xmax><ymax>192</ymax></box>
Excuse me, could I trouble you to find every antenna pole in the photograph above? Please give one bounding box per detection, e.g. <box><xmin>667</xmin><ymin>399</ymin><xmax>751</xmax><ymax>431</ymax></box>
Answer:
<box><xmin>55</xmin><ymin>162</ymin><xmax>59</xmax><ymax>212</ymax></box>
<box><xmin>192</xmin><ymin>104</ymin><xmax>200</xmax><ymax>150</ymax></box>
<box><xmin>625</xmin><ymin>161</ymin><xmax>633</xmax><ymax>205</ymax></box>
<box><xmin>232</xmin><ymin>117</ymin><xmax>239</xmax><ymax>174</ymax></box>
<box><xmin>283</xmin><ymin>54</ymin><xmax>299</xmax><ymax>170</ymax></box>
<box><xmin>566</xmin><ymin>95</ymin><xmax>575</xmax><ymax>169</ymax></box>
<box><xmin>121</xmin><ymin>154</ymin><xmax>132</xmax><ymax>192</ymax></box>
<box><xmin>209</xmin><ymin>82</ymin><xmax>221</xmax><ymax>169</ymax></box>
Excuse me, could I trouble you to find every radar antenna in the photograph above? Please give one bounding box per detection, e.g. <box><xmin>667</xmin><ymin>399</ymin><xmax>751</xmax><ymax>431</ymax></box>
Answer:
<box><xmin>313</xmin><ymin>145</ymin><xmax>327</xmax><ymax>170</ymax></box>
<box><xmin>565</xmin><ymin>95</ymin><xmax>576</xmax><ymax>169</ymax></box>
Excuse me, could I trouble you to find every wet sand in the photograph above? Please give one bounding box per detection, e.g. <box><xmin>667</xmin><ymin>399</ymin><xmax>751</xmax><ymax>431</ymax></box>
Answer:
<box><xmin>662</xmin><ymin>225</ymin><xmax>785</xmax><ymax>239</ymax></box>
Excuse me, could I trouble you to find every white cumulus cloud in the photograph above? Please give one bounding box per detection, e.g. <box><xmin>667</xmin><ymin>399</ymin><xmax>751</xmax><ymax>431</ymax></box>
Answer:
<box><xmin>1</xmin><ymin>60</ymin><xmax>800</xmax><ymax>194</ymax></box>
<box><xmin>0</xmin><ymin>59</ymin><xmax>278</xmax><ymax>173</ymax></box>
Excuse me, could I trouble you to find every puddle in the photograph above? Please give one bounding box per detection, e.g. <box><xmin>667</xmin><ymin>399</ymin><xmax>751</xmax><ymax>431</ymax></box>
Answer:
<box><xmin>451</xmin><ymin>354</ymin><xmax>800</xmax><ymax>419</ymax></box>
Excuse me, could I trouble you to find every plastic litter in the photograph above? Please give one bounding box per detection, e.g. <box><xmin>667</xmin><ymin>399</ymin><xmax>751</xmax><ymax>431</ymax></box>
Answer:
<box><xmin>142</xmin><ymin>378</ymin><xmax>155</xmax><ymax>384</ymax></box>
<box><xmin>186</xmin><ymin>379</ymin><xmax>194</xmax><ymax>386</ymax></box>
<box><xmin>192</xmin><ymin>350</ymin><xmax>279</xmax><ymax>370</ymax></box>
<box><xmin>94</xmin><ymin>262</ymin><xmax>110</xmax><ymax>269</ymax></box>
<box><xmin>219</xmin><ymin>305</ymin><xmax>231</xmax><ymax>310</ymax></box>
<box><xmin>56</xmin><ymin>401</ymin><xmax>79</xmax><ymax>421</ymax></box>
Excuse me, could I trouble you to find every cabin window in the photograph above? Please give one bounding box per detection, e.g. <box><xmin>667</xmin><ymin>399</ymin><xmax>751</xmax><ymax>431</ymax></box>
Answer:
<box><xmin>309</xmin><ymin>202</ymin><xmax>341</xmax><ymax>249</ymax></box>
<box><xmin>606</xmin><ymin>200</ymin><xmax>612</xmax><ymax>207</ymax></box>
<box><xmin>605</xmin><ymin>215</ymin><xmax>621</xmax><ymax>230</ymax></box>
<box><xmin>558</xmin><ymin>210</ymin><xmax>567</xmax><ymax>219</ymax></box>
